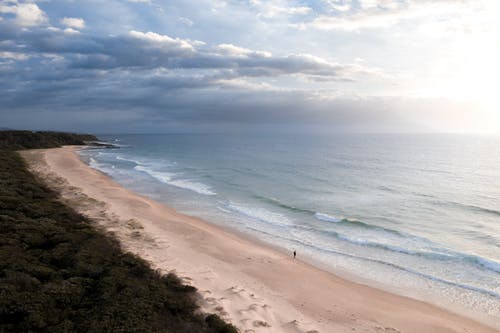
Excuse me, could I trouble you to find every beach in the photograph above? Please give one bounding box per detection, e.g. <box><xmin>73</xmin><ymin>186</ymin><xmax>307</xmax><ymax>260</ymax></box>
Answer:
<box><xmin>21</xmin><ymin>146</ymin><xmax>499</xmax><ymax>333</ymax></box>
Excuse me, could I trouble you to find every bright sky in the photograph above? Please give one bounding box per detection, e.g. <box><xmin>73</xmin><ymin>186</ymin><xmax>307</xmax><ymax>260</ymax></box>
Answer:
<box><xmin>0</xmin><ymin>0</ymin><xmax>499</xmax><ymax>133</ymax></box>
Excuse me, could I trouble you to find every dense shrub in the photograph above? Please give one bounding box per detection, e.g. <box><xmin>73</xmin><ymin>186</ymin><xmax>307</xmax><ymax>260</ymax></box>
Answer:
<box><xmin>0</xmin><ymin>130</ymin><xmax>98</xmax><ymax>150</ymax></box>
<box><xmin>0</xmin><ymin>138</ymin><xmax>237</xmax><ymax>332</ymax></box>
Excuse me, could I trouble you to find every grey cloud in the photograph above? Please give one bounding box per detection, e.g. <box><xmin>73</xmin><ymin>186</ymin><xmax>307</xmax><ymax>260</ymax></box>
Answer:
<box><xmin>308</xmin><ymin>0</ymin><xmax>477</xmax><ymax>30</ymax></box>
<box><xmin>0</xmin><ymin>78</ymin><xmax>482</xmax><ymax>134</ymax></box>
<box><xmin>0</xmin><ymin>19</ymin><xmax>373</xmax><ymax>81</ymax></box>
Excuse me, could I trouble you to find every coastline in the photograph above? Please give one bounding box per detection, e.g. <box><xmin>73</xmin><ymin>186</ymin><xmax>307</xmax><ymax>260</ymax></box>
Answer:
<box><xmin>21</xmin><ymin>146</ymin><xmax>499</xmax><ymax>333</ymax></box>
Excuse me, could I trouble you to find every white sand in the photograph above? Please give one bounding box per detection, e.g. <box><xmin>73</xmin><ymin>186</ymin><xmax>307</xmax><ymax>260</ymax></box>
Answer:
<box><xmin>21</xmin><ymin>147</ymin><xmax>499</xmax><ymax>333</ymax></box>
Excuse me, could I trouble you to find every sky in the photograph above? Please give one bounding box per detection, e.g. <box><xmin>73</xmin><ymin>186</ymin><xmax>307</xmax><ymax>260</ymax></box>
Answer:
<box><xmin>0</xmin><ymin>0</ymin><xmax>499</xmax><ymax>133</ymax></box>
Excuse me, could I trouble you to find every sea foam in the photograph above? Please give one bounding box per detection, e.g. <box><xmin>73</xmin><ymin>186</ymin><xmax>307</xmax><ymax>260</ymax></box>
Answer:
<box><xmin>224</xmin><ymin>202</ymin><xmax>292</xmax><ymax>227</ymax></box>
<box><xmin>314</xmin><ymin>212</ymin><xmax>342</xmax><ymax>223</ymax></box>
<box><xmin>134</xmin><ymin>165</ymin><xmax>216</xmax><ymax>196</ymax></box>
<box><xmin>116</xmin><ymin>155</ymin><xmax>144</xmax><ymax>165</ymax></box>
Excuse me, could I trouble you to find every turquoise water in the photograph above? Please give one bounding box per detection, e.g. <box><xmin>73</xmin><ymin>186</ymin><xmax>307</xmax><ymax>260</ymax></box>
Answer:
<box><xmin>80</xmin><ymin>133</ymin><xmax>500</xmax><ymax>321</ymax></box>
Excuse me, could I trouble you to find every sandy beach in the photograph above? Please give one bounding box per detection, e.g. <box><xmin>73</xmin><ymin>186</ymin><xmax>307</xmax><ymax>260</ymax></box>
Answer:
<box><xmin>21</xmin><ymin>146</ymin><xmax>499</xmax><ymax>333</ymax></box>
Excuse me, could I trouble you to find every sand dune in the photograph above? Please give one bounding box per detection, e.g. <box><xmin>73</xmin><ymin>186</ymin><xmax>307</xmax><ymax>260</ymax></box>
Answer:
<box><xmin>21</xmin><ymin>147</ymin><xmax>499</xmax><ymax>333</ymax></box>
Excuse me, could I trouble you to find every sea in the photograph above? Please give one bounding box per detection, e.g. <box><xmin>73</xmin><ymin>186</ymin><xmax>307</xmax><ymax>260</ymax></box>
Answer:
<box><xmin>79</xmin><ymin>133</ymin><xmax>500</xmax><ymax>322</ymax></box>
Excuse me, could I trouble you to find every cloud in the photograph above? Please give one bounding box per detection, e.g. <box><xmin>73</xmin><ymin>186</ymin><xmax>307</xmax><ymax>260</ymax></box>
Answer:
<box><xmin>307</xmin><ymin>0</ymin><xmax>475</xmax><ymax>30</ymax></box>
<box><xmin>216</xmin><ymin>43</ymin><xmax>271</xmax><ymax>58</ymax></box>
<box><xmin>249</xmin><ymin>0</ymin><xmax>311</xmax><ymax>19</ymax></box>
<box><xmin>0</xmin><ymin>7</ymin><xmax>387</xmax><ymax>133</ymax></box>
<box><xmin>0</xmin><ymin>1</ymin><xmax>48</xmax><ymax>27</ymax></box>
<box><xmin>324</xmin><ymin>0</ymin><xmax>352</xmax><ymax>12</ymax></box>
<box><xmin>125</xmin><ymin>32</ymin><xmax>378</xmax><ymax>80</ymax></box>
<box><xmin>0</xmin><ymin>51</ymin><xmax>29</xmax><ymax>60</ymax></box>
<box><xmin>311</xmin><ymin>10</ymin><xmax>406</xmax><ymax>30</ymax></box>
<box><xmin>0</xmin><ymin>74</ymin><xmax>486</xmax><ymax>133</ymax></box>
<box><xmin>61</xmin><ymin>17</ymin><xmax>85</xmax><ymax>30</ymax></box>
<box><xmin>178</xmin><ymin>16</ymin><xmax>193</xmax><ymax>26</ymax></box>
<box><xmin>0</xmin><ymin>18</ymin><xmax>380</xmax><ymax>81</ymax></box>
<box><xmin>128</xmin><ymin>30</ymin><xmax>198</xmax><ymax>54</ymax></box>
<box><xmin>1</xmin><ymin>0</ymin><xmax>493</xmax><ymax>133</ymax></box>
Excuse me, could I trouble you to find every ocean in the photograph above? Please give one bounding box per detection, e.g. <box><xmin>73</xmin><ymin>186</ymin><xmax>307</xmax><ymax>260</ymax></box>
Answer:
<box><xmin>79</xmin><ymin>133</ymin><xmax>500</xmax><ymax>320</ymax></box>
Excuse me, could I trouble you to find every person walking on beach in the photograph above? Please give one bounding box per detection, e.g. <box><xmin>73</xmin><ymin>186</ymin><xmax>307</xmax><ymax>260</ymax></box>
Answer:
<box><xmin>293</xmin><ymin>250</ymin><xmax>296</xmax><ymax>259</ymax></box>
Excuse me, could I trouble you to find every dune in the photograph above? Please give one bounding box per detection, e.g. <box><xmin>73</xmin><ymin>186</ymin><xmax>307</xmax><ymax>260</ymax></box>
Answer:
<box><xmin>21</xmin><ymin>146</ymin><xmax>499</xmax><ymax>333</ymax></box>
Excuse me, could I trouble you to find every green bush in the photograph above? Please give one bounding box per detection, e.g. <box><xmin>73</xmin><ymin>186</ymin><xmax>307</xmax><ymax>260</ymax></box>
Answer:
<box><xmin>206</xmin><ymin>314</ymin><xmax>238</xmax><ymax>333</ymax></box>
<box><xmin>0</xmin><ymin>130</ymin><xmax>98</xmax><ymax>150</ymax></box>
<box><xmin>0</xmin><ymin>145</ymin><xmax>237</xmax><ymax>332</ymax></box>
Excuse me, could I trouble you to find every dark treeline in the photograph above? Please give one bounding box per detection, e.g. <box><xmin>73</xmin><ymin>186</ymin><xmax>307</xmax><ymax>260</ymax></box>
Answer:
<box><xmin>0</xmin><ymin>130</ymin><xmax>98</xmax><ymax>150</ymax></box>
<box><xmin>0</xmin><ymin>132</ymin><xmax>236</xmax><ymax>332</ymax></box>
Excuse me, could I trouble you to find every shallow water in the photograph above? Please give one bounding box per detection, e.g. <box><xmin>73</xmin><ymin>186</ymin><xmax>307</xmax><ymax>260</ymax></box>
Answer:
<box><xmin>80</xmin><ymin>133</ymin><xmax>500</xmax><ymax>320</ymax></box>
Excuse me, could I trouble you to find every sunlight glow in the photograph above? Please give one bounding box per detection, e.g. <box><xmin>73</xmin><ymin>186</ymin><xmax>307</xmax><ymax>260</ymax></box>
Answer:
<box><xmin>410</xmin><ymin>0</ymin><xmax>500</xmax><ymax>132</ymax></box>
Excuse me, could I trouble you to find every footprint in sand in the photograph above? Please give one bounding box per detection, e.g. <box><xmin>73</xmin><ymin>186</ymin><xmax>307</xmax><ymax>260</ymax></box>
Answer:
<box><xmin>126</xmin><ymin>219</ymin><xmax>144</xmax><ymax>230</ymax></box>
<box><xmin>130</xmin><ymin>231</ymin><xmax>142</xmax><ymax>239</ymax></box>
<box><xmin>214</xmin><ymin>306</ymin><xmax>228</xmax><ymax>317</ymax></box>
<box><xmin>226</xmin><ymin>286</ymin><xmax>240</xmax><ymax>294</ymax></box>
<box><xmin>205</xmin><ymin>297</ymin><xmax>216</xmax><ymax>304</ymax></box>
<box><xmin>374</xmin><ymin>326</ymin><xmax>400</xmax><ymax>333</ymax></box>
<box><xmin>248</xmin><ymin>304</ymin><xmax>258</xmax><ymax>311</ymax></box>
<box><xmin>181</xmin><ymin>276</ymin><xmax>193</xmax><ymax>282</ymax></box>
<box><xmin>252</xmin><ymin>320</ymin><xmax>271</xmax><ymax>328</ymax></box>
<box><xmin>238</xmin><ymin>304</ymin><xmax>258</xmax><ymax>314</ymax></box>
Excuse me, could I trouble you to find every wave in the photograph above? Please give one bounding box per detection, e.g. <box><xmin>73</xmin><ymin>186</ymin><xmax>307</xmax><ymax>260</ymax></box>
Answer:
<box><xmin>296</xmin><ymin>224</ymin><xmax>500</xmax><ymax>275</ymax></box>
<box><xmin>87</xmin><ymin>157</ymin><xmax>122</xmax><ymax>173</ymax></box>
<box><xmin>464</xmin><ymin>204</ymin><xmax>500</xmax><ymax>217</ymax></box>
<box><xmin>253</xmin><ymin>194</ymin><xmax>314</xmax><ymax>214</ymax></box>
<box><xmin>216</xmin><ymin>206</ymin><xmax>232</xmax><ymax>214</ymax></box>
<box><xmin>253</xmin><ymin>194</ymin><xmax>409</xmax><ymax>236</ymax></box>
<box><xmin>235</xmin><ymin>193</ymin><xmax>500</xmax><ymax>276</ymax></box>
<box><xmin>314</xmin><ymin>212</ymin><xmax>342</xmax><ymax>223</ymax></box>
<box><xmin>222</xmin><ymin>202</ymin><xmax>292</xmax><ymax>227</ymax></box>
<box><xmin>377</xmin><ymin>185</ymin><xmax>401</xmax><ymax>194</ymax></box>
<box><xmin>231</xmin><ymin>197</ymin><xmax>415</xmax><ymax>250</ymax></box>
<box><xmin>116</xmin><ymin>155</ymin><xmax>143</xmax><ymax>165</ymax></box>
<box><xmin>221</xmin><ymin>201</ymin><xmax>498</xmax><ymax>273</ymax></box>
<box><xmin>168</xmin><ymin>179</ymin><xmax>216</xmax><ymax>196</ymax></box>
<box><xmin>91</xmin><ymin>140</ymin><xmax>119</xmax><ymax>146</ymax></box>
<box><xmin>313</xmin><ymin>212</ymin><xmax>416</xmax><ymax>240</ymax></box>
<box><xmin>433</xmin><ymin>200</ymin><xmax>500</xmax><ymax>217</ymax></box>
<box><xmin>474</xmin><ymin>257</ymin><xmax>500</xmax><ymax>274</ymax></box>
<box><xmin>254</xmin><ymin>193</ymin><xmax>434</xmax><ymax>241</ymax></box>
<box><xmin>320</xmin><ymin>228</ymin><xmax>452</xmax><ymax>260</ymax></box>
<box><xmin>88</xmin><ymin>157</ymin><xmax>114</xmax><ymax>170</ymax></box>
<box><xmin>222</xmin><ymin>167</ymin><xmax>269</xmax><ymax>179</ymax></box>
<box><xmin>363</xmin><ymin>252</ymin><xmax>500</xmax><ymax>300</ymax></box>
<box><xmin>88</xmin><ymin>157</ymin><xmax>100</xmax><ymax>169</ymax></box>
<box><xmin>134</xmin><ymin>165</ymin><xmax>216</xmax><ymax>196</ymax></box>
<box><xmin>245</xmin><ymin>225</ymin><xmax>500</xmax><ymax>300</ymax></box>
<box><xmin>134</xmin><ymin>165</ymin><xmax>174</xmax><ymax>183</ymax></box>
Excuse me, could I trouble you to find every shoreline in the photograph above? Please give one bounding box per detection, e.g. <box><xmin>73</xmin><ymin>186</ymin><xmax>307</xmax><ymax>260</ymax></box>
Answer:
<box><xmin>21</xmin><ymin>146</ymin><xmax>499</xmax><ymax>333</ymax></box>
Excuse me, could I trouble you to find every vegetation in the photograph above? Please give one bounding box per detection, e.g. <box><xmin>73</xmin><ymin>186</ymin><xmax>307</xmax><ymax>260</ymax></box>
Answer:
<box><xmin>0</xmin><ymin>132</ymin><xmax>237</xmax><ymax>332</ymax></box>
<box><xmin>0</xmin><ymin>130</ymin><xmax>98</xmax><ymax>150</ymax></box>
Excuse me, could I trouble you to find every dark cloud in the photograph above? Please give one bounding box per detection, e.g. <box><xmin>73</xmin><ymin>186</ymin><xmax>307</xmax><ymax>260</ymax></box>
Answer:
<box><xmin>0</xmin><ymin>68</ymin><xmax>479</xmax><ymax>134</ymax></box>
